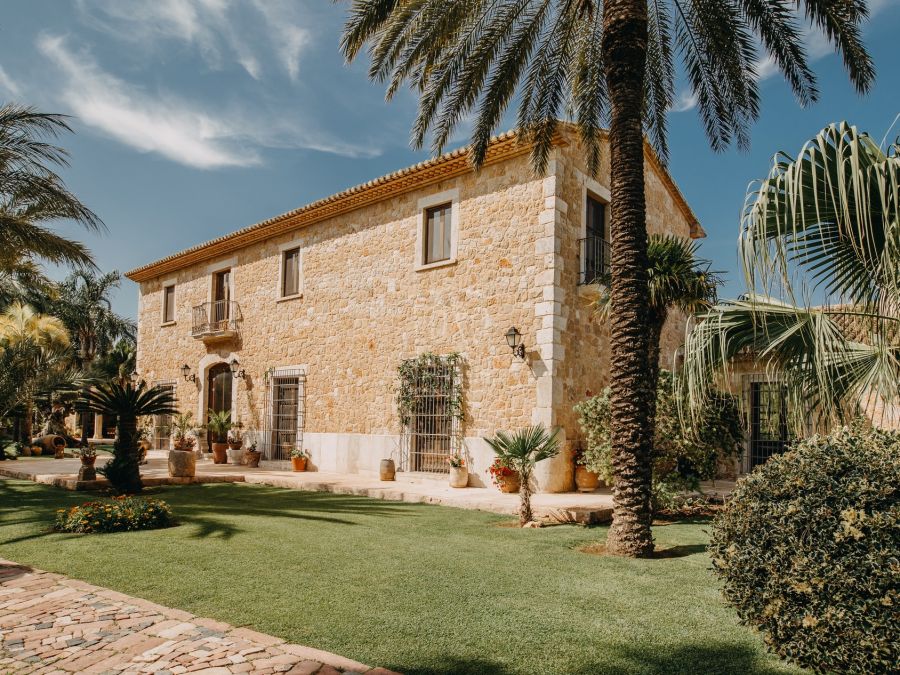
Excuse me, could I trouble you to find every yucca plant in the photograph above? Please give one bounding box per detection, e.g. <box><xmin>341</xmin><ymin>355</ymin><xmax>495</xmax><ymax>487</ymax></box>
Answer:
<box><xmin>683</xmin><ymin>122</ymin><xmax>900</xmax><ymax>431</ymax></box>
<box><xmin>484</xmin><ymin>425</ymin><xmax>561</xmax><ymax>526</ymax></box>
<box><xmin>81</xmin><ymin>381</ymin><xmax>177</xmax><ymax>493</ymax></box>
<box><xmin>341</xmin><ymin>0</ymin><xmax>874</xmax><ymax>557</ymax></box>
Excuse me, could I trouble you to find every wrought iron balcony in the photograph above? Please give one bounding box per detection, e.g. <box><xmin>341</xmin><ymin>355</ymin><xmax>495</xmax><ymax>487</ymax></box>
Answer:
<box><xmin>578</xmin><ymin>237</ymin><xmax>611</xmax><ymax>285</ymax></box>
<box><xmin>191</xmin><ymin>300</ymin><xmax>240</xmax><ymax>340</ymax></box>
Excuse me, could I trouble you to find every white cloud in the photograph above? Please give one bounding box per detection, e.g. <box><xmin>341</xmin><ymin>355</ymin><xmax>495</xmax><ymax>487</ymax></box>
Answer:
<box><xmin>37</xmin><ymin>34</ymin><xmax>378</xmax><ymax>169</ymax></box>
<box><xmin>670</xmin><ymin>90</ymin><xmax>698</xmax><ymax>113</ymax></box>
<box><xmin>76</xmin><ymin>0</ymin><xmax>312</xmax><ymax>81</ymax></box>
<box><xmin>0</xmin><ymin>65</ymin><xmax>20</xmax><ymax>96</ymax></box>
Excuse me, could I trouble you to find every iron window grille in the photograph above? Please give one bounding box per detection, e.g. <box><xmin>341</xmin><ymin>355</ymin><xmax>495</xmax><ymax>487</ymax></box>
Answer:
<box><xmin>398</xmin><ymin>354</ymin><xmax>462</xmax><ymax>474</ymax></box>
<box><xmin>262</xmin><ymin>367</ymin><xmax>306</xmax><ymax>461</ymax></box>
<box><xmin>151</xmin><ymin>381</ymin><xmax>177</xmax><ymax>450</ymax></box>
<box><xmin>748</xmin><ymin>380</ymin><xmax>791</xmax><ymax>470</ymax></box>
<box><xmin>577</xmin><ymin>237</ymin><xmax>611</xmax><ymax>285</ymax></box>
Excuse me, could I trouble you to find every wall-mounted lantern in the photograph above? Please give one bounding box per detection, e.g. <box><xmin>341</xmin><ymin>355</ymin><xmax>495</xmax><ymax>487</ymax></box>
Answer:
<box><xmin>505</xmin><ymin>326</ymin><xmax>525</xmax><ymax>359</ymax></box>
<box><xmin>181</xmin><ymin>364</ymin><xmax>197</xmax><ymax>383</ymax></box>
<box><xmin>230</xmin><ymin>358</ymin><xmax>246</xmax><ymax>379</ymax></box>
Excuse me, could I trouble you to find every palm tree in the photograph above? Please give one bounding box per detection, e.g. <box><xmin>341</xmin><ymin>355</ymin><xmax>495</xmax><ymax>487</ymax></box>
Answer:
<box><xmin>81</xmin><ymin>381</ymin><xmax>177</xmax><ymax>493</ymax></box>
<box><xmin>683</xmin><ymin>122</ymin><xmax>899</xmax><ymax>431</ymax></box>
<box><xmin>596</xmin><ymin>234</ymin><xmax>719</xmax><ymax>390</ymax></box>
<box><xmin>484</xmin><ymin>425</ymin><xmax>561</xmax><ymax>526</ymax></box>
<box><xmin>0</xmin><ymin>303</ymin><xmax>72</xmax><ymax>445</ymax></box>
<box><xmin>93</xmin><ymin>338</ymin><xmax>137</xmax><ymax>385</ymax></box>
<box><xmin>341</xmin><ymin>0</ymin><xmax>874</xmax><ymax>557</ymax></box>
<box><xmin>0</xmin><ymin>104</ymin><xmax>103</xmax><ymax>271</ymax></box>
<box><xmin>51</xmin><ymin>270</ymin><xmax>135</xmax><ymax>369</ymax></box>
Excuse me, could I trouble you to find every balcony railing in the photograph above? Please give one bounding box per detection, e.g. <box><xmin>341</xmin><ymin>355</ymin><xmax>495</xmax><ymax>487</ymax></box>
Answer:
<box><xmin>578</xmin><ymin>237</ymin><xmax>611</xmax><ymax>285</ymax></box>
<box><xmin>192</xmin><ymin>300</ymin><xmax>240</xmax><ymax>339</ymax></box>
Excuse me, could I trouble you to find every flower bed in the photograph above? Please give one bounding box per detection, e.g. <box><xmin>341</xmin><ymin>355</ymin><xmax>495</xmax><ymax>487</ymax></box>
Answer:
<box><xmin>54</xmin><ymin>496</ymin><xmax>176</xmax><ymax>534</ymax></box>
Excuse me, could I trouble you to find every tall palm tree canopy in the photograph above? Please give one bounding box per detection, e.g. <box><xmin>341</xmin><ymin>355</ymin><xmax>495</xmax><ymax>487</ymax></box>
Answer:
<box><xmin>341</xmin><ymin>0</ymin><xmax>874</xmax><ymax>173</ymax></box>
<box><xmin>0</xmin><ymin>104</ymin><xmax>103</xmax><ymax>271</ymax></box>
<box><xmin>50</xmin><ymin>270</ymin><xmax>135</xmax><ymax>366</ymax></box>
<box><xmin>683</xmin><ymin>122</ymin><xmax>900</xmax><ymax>428</ymax></box>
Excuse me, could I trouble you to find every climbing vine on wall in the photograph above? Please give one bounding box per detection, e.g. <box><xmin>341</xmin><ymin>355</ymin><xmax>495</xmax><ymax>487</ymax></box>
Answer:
<box><xmin>396</xmin><ymin>352</ymin><xmax>463</xmax><ymax>429</ymax></box>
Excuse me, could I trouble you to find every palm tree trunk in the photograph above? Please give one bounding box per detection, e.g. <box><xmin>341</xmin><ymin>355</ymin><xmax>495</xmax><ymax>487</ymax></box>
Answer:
<box><xmin>519</xmin><ymin>468</ymin><xmax>533</xmax><ymax>526</ymax></box>
<box><xmin>23</xmin><ymin>401</ymin><xmax>34</xmax><ymax>447</ymax></box>
<box><xmin>601</xmin><ymin>0</ymin><xmax>655</xmax><ymax>558</ymax></box>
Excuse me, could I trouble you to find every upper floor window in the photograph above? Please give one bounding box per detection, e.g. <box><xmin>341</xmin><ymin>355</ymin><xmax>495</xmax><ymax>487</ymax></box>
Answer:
<box><xmin>282</xmin><ymin>247</ymin><xmax>301</xmax><ymax>297</ymax></box>
<box><xmin>425</xmin><ymin>203</ymin><xmax>453</xmax><ymax>264</ymax></box>
<box><xmin>162</xmin><ymin>285</ymin><xmax>176</xmax><ymax>323</ymax></box>
<box><xmin>586</xmin><ymin>195</ymin><xmax>607</xmax><ymax>241</ymax></box>
<box><xmin>580</xmin><ymin>194</ymin><xmax>610</xmax><ymax>285</ymax></box>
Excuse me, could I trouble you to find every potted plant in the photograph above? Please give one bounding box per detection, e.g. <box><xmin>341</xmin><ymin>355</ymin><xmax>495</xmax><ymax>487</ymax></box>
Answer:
<box><xmin>76</xmin><ymin>445</ymin><xmax>97</xmax><ymax>481</ymax></box>
<box><xmin>168</xmin><ymin>415</ymin><xmax>197</xmax><ymax>479</ymax></box>
<box><xmin>243</xmin><ymin>439</ymin><xmax>262</xmax><ymax>468</ymax></box>
<box><xmin>488</xmin><ymin>457</ymin><xmax>520</xmax><ymax>494</ymax></box>
<box><xmin>137</xmin><ymin>420</ymin><xmax>153</xmax><ymax>464</ymax></box>
<box><xmin>78</xmin><ymin>445</ymin><xmax>97</xmax><ymax>467</ymax></box>
<box><xmin>447</xmin><ymin>453</ymin><xmax>468</xmax><ymax>488</ymax></box>
<box><xmin>226</xmin><ymin>423</ymin><xmax>244</xmax><ymax>465</ymax></box>
<box><xmin>485</xmin><ymin>426</ymin><xmax>561</xmax><ymax>527</ymax></box>
<box><xmin>573</xmin><ymin>449</ymin><xmax>601</xmax><ymax>493</ymax></box>
<box><xmin>290</xmin><ymin>447</ymin><xmax>309</xmax><ymax>472</ymax></box>
<box><xmin>207</xmin><ymin>409</ymin><xmax>232</xmax><ymax>464</ymax></box>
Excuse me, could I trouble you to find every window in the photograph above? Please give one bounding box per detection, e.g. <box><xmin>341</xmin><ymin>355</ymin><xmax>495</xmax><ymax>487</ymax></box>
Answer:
<box><xmin>263</xmin><ymin>368</ymin><xmax>306</xmax><ymax>461</ymax></box>
<box><xmin>281</xmin><ymin>247</ymin><xmax>300</xmax><ymax>297</ymax></box>
<box><xmin>580</xmin><ymin>195</ymin><xmax>611</xmax><ymax>285</ymax></box>
<box><xmin>162</xmin><ymin>285</ymin><xmax>176</xmax><ymax>323</ymax></box>
<box><xmin>152</xmin><ymin>382</ymin><xmax>176</xmax><ymax>449</ymax></box>
<box><xmin>586</xmin><ymin>195</ymin><xmax>607</xmax><ymax>240</ymax></box>
<box><xmin>424</xmin><ymin>203</ymin><xmax>453</xmax><ymax>264</ymax></box>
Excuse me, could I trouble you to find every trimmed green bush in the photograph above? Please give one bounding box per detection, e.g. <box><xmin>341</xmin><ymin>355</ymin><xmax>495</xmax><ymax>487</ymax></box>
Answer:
<box><xmin>575</xmin><ymin>370</ymin><xmax>742</xmax><ymax>509</ymax></box>
<box><xmin>54</xmin><ymin>496</ymin><xmax>176</xmax><ymax>534</ymax></box>
<box><xmin>709</xmin><ymin>423</ymin><xmax>899</xmax><ymax>673</ymax></box>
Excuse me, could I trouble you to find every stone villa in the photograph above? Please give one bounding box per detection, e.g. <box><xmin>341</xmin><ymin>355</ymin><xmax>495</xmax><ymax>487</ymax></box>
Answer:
<box><xmin>126</xmin><ymin>125</ymin><xmax>703</xmax><ymax>492</ymax></box>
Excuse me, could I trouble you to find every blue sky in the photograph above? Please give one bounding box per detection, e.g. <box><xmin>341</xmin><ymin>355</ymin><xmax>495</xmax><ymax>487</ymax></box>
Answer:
<box><xmin>1</xmin><ymin>0</ymin><xmax>898</xmax><ymax>319</ymax></box>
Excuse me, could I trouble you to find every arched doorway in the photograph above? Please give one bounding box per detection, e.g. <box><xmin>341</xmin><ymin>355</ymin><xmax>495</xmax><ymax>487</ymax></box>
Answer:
<box><xmin>207</xmin><ymin>362</ymin><xmax>233</xmax><ymax>449</ymax></box>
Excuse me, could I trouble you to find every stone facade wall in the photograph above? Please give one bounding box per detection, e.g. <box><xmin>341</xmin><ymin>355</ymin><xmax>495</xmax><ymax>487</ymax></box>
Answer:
<box><xmin>135</xmin><ymin>137</ymin><xmax>698</xmax><ymax>491</ymax></box>
<box><xmin>552</xmin><ymin>131</ymin><xmax>695</xmax><ymax>449</ymax></box>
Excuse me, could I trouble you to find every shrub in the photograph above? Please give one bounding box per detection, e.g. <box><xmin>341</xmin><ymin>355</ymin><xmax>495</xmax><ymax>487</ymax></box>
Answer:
<box><xmin>575</xmin><ymin>370</ymin><xmax>742</xmax><ymax>509</ymax></box>
<box><xmin>54</xmin><ymin>496</ymin><xmax>176</xmax><ymax>534</ymax></box>
<box><xmin>708</xmin><ymin>424</ymin><xmax>899</xmax><ymax>673</ymax></box>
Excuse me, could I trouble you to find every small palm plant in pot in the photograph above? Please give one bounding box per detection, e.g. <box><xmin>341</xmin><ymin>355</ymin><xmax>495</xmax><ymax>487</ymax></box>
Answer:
<box><xmin>290</xmin><ymin>447</ymin><xmax>309</xmax><ymax>472</ymax></box>
<box><xmin>206</xmin><ymin>410</ymin><xmax>232</xmax><ymax>464</ymax></box>
<box><xmin>485</xmin><ymin>425</ymin><xmax>561</xmax><ymax>527</ymax></box>
<box><xmin>81</xmin><ymin>382</ymin><xmax>177</xmax><ymax>494</ymax></box>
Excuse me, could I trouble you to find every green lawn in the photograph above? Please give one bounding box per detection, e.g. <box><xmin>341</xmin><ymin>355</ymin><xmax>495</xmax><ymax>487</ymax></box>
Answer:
<box><xmin>0</xmin><ymin>478</ymin><xmax>795</xmax><ymax>675</ymax></box>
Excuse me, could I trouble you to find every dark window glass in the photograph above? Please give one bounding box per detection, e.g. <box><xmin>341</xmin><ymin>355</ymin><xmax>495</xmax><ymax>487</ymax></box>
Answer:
<box><xmin>163</xmin><ymin>285</ymin><xmax>176</xmax><ymax>323</ymax></box>
<box><xmin>586</xmin><ymin>196</ymin><xmax>606</xmax><ymax>240</ymax></box>
<box><xmin>425</xmin><ymin>203</ymin><xmax>452</xmax><ymax>264</ymax></box>
<box><xmin>282</xmin><ymin>248</ymin><xmax>300</xmax><ymax>297</ymax></box>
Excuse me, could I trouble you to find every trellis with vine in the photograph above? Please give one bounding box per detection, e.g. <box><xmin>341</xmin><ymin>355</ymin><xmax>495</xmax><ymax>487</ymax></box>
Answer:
<box><xmin>395</xmin><ymin>352</ymin><xmax>464</xmax><ymax>429</ymax></box>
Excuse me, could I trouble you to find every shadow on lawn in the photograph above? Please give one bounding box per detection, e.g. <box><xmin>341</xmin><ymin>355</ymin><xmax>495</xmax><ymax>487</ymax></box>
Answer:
<box><xmin>397</xmin><ymin>642</ymin><xmax>785</xmax><ymax>675</ymax></box>
<box><xmin>0</xmin><ymin>479</ymin><xmax>417</xmax><ymax>543</ymax></box>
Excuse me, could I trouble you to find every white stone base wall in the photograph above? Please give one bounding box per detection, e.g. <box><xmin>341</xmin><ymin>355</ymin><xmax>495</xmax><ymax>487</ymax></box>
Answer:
<box><xmin>294</xmin><ymin>432</ymin><xmax>570</xmax><ymax>492</ymax></box>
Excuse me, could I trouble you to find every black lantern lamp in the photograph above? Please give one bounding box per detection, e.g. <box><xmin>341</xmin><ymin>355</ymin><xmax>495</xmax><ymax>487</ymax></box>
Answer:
<box><xmin>181</xmin><ymin>364</ymin><xmax>196</xmax><ymax>383</ymax></box>
<box><xmin>505</xmin><ymin>327</ymin><xmax>525</xmax><ymax>359</ymax></box>
<box><xmin>230</xmin><ymin>358</ymin><xmax>246</xmax><ymax>379</ymax></box>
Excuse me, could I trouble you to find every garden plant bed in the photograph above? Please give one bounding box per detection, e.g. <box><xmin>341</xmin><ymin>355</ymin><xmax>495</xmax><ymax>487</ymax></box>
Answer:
<box><xmin>0</xmin><ymin>477</ymin><xmax>797</xmax><ymax>674</ymax></box>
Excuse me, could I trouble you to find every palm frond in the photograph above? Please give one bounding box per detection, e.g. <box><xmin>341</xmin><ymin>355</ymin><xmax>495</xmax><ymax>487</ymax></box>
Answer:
<box><xmin>81</xmin><ymin>381</ymin><xmax>177</xmax><ymax>417</ymax></box>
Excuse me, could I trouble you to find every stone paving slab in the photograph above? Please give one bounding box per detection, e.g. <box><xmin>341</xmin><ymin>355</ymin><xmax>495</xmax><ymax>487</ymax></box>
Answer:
<box><xmin>0</xmin><ymin>560</ymin><xmax>398</xmax><ymax>675</ymax></box>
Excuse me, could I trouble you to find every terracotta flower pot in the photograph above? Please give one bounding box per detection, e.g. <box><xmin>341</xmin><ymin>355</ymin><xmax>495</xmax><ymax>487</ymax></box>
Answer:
<box><xmin>380</xmin><ymin>458</ymin><xmax>396</xmax><ymax>481</ymax></box>
<box><xmin>80</xmin><ymin>456</ymin><xmax>96</xmax><ymax>467</ymax></box>
<box><xmin>211</xmin><ymin>442</ymin><xmax>228</xmax><ymax>464</ymax></box>
<box><xmin>244</xmin><ymin>450</ymin><xmax>262</xmax><ymax>468</ymax></box>
<box><xmin>497</xmin><ymin>472</ymin><xmax>521</xmax><ymax>494</ymax></box>
<box><xmin>291</xmin><ymin>456</ymin><xmax>308</xmax><ymax>472</ymax></box>
<box><xmin>449</xmin><ymin>466</ymin><xmax>468</xmax><ymax>488</ymax></box>
<box><xmin>575</xmin><ymin>465</ymin><xmax>601</xmax><ymax>493</ymax></box>
<box><xmin>228</xmin><ymin>440</ymin><xmax>243</xmax><ymax>451</ymax></box>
